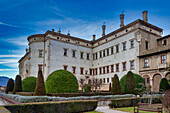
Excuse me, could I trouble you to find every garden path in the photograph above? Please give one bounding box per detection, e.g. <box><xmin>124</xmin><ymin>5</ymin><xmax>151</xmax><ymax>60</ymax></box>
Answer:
<box><xmin>95</xmin><ymin>106</ymin><xmax>129</xmax><ymax>113</ymax></box>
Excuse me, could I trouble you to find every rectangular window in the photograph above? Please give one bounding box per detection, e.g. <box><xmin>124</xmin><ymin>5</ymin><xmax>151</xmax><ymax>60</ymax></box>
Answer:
<box><xmin>116</xmin><ymin>45</ymin><xmax>119</xmax><ymax>53</ymax></box>
<box><xmin>80</xmin><ymin>67</ymin><xmax>84</xmax><ymax>74</ymax></box>
<box><xmin>100</xmin><ymin>51</ymin><xmax>102</xmax><ymax>58</ymax></box>
<box><xmin>72</xmin><ymin>66</ymin><xmax>76</xmax><ymax>74</ymax></box>
<box><xmin>123</xmin><ymin>42</ymin><xmax>126</xmax><ymax>51</ymax></box>
<box><xmin>96</xmin><ymin>53</ymin><xmax>98</xmax><ymax>59</ymax></box>
<box><xmin>144</xmin><ymin>58</ymin><xmax>149</xmax><ymax>67</ymax></box>
<box><xmin>72</xmin><ymin>50</ymin><xmax>76</xmax><ymax>57</ymax></box>
<box><xmin>147</xmin><ymin>78</ymin><xmax>150</xmax><ymax>84</ymax></box>
<box><xmin>95</xmin><ymin>68</ymin><xmax>98</xmax><ymax>75</ymax></box>
<box><xmin>103</xmin><ymin>67</ymin><xmax>105</xmax><ymax>74</ymax></box>
<box><xmin>111</xmin><ymin>65</ymin><xmax>114</xmax><ymax>72</ymax></box>
<box><xmin>103</xmin><ymin>50</ymin><xmax>105</xmax><ymax>57</ymax></box>
<box><xmin>122</xmin><ymin>62</ymin><xmax>126</xmax><ymax>71</ymax></box>
<box><xmin>130</xmin><ymin>40</ymin><xmax>134</xmax><ymax>48</ymax></box>
<box><xmin>130</xmin><ymin>61</ymin><xmax>135</xmax><ymax>70</ymax></box>
<box><xmin>145</xmin><ymin>41</ymin><xmax>149</xmax><ymax>50</ymax></box>
<box><xmin>107</xmin><ymin>78</ymin><xmax>109</xmax><ymax>83</ymax></box>
<box><xmin>99</xmin><ymin>67</ymin><xmax>102</xmax><ymax>74</ymax></box>
<box><xmin>63</xmin><ymin>65</ymin><xmax>68</xmax><ymax>70</ymax></box>
<box><xmin>107</xmin><ymin>66</ymin><xmax>109</xmax><ymax>73</ymax></box>
<box><xmin>89</xmin><ymin>69</ymin><xmax>92</xmax><ymax>75</ymax></box>
<box><xmin>87</xmin><ymin>53</ymin><xmax>90</xmax><ymax>60</ymax></box>
<box><xmin>161</xmin><ymin>55</ymin><xmax>166</xmax><ymax>64</ymax></box>
<box><xmin>38</xmin><ymin>65</ymin><xmax>43</xmax><ymax>71</ymax></box>
<box><xmin>111</xmin><ymin>47</ymin><xmax>114</xmax><ymax>54</ymax></box>
<box><xmin>39</xmin><ymin>50</ymin><xmax>43</xmax><ymax>57</ymax></box>
<box><xmin>93</xmin><ymin>54</ymin><xmax>95</xmax><ymax>60</ymax></box>
<box><xmin>80</xmin><ymin>52</ymin><xmax>84</xmax><ymax>59</ymax></box>
<box><xmin>93</xmin><ymin>69</ymin><xmax>95</xmax><ymax>75</ymax></box>
<box><xmin>88</xmin><ymin>79</ymin><xmax>91</xmax><ymax>84</ymax></box>
<box><xmin>163</xmin><ymin>40</ymin><xmax>167</xmax><ymax>46</ymax></box>
<box><xmin>116</xmin><ymin>64</ymin><xmax>119</xmax><ymax>72</ymax></box>
<box><xmin>107</xmin><ymin>49</ymin><xmax>109</xmax><ymax>56</ymax></box>
<box><xmin>64</xmin><ymin>49</ymin><xmax>67</xmax><ymax>56</ymax></box>
<box><xmin>103</xmin><ymin>78</ymin><xmax>105</xmax><ymax>83</ymax></box>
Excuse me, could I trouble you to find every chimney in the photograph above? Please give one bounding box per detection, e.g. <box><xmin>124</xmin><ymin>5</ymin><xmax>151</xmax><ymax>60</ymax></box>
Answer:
<box><xmin>67</xmin><ymin>30</ymin><xmax>70</xmax><ymax>36</ymax></box>
<box><xmin>57</xmin><ymin>28</ymin><xmax>61</xmax><ymax>34</ymax></box>
<box><xmin>93</xmin><ymin>34</ymin><xmax>96</xmax><ymax>41</ymax></box>
<box><xmin>52</xmin><ymin>29</ymin><xmax>54</xmax><ymax>32</ymax></box>
<box><xmin>143</xmin><ymin>11</ymin><xmax>148</xmax><ymax>22</ymax></box>
<box><xmin>102</xmin><ymin>22</ymin><xmax>106</xmax><ymax>36</ymax></box>
<box><xmin>120</xmin><ymin>13</ymin><xmax>124</xmax><ymax>27</ymax></box>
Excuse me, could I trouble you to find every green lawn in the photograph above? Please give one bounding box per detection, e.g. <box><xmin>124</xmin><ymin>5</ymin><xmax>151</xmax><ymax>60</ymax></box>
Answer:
<box><xmin>113</xmin><ymin>107</ymin><xmax>164</xmax><ymax>113</ymax></box>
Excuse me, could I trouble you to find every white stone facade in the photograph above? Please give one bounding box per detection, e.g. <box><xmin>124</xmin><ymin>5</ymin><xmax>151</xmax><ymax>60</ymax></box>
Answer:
<box><xmin>19</xmin><ymin>17</ymin><xmax>163</xmax><ymax>90</ymax></box>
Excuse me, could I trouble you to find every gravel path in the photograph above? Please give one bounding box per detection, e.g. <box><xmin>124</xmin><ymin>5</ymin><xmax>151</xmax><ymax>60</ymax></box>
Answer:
<box><xmin>0</xmin><ymin>98</ymin><xmax>5</xmax><ymax>106</ymax></box>
<box><xmin>95</xmin><ymin>106</ymin><xmax>129</xmax><ymax>113</ymax></box>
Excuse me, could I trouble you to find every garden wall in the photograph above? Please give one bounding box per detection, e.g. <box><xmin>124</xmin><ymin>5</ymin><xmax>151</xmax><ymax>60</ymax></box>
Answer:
<box><xmin>4</xmin><ymin>100</ymin><xmax>98</xmax><ymax>113</ymax></box>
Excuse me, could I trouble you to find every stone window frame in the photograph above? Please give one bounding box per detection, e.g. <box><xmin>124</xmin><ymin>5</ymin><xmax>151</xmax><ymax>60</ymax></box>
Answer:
<box><xmin>38</xmin><ymin>49</ymin><xmax>43</xmax><ymax>58</ymax></box>
<box><xmin>63</xmin><ymin>48</ymin><xmax>68</xmax><ymax>56</ymax></box>
<box><xmin>86</xmin><ymin>53</ymin><xmax>90</xmax><ymax>60</ymax></box>
<box><xmin>130</xmin><ymin>60</ymin><xmax>135</xmax><ymax>70</ymax></box>
<box><xmin>161</xmin><ymin>54</ymin><xmax>166</xmax><ymax>64</ymax></box>
<box><xmin>122</xmin><ymin>41</ymin><xmax>127</xmax><ymax>51</ymax></box>
<box><xmin>116</xmin><ymin>63</ymin><xmax>119</xmax><ymax>72</ymax></box>
<box><xmin>72</xmin><ymin>49</ymin><xmax>76</xmax><ymax>58</ymax></box>
<box><xmin>122</xmin><ymin>61</ymin><xmax>127</xmax><ymax>71</ymax></box>
<box><xmin>130</xmin><ymin>39</ymin><xmax>135</xmax><ymax>49</ymax></box>
<box><xmin>115</xmin><ymin>44</ymin><xmax>119</xmax><ymax>53</ymax></box>
<box><xmin>145</xmin><ymin>40</ymin><xmax>149</xmax><ymax>50</ymax></box>
<box><xmin>80</xmin><ymin>67</ymin><xmax>84</xmax><ymax>75</ymax></box>
<box><xmin>144</xmin><ymin>58</ymin><xmax>149</xmax><ymax>68</ymax></box>
<box><xmin>72</xmin><ymin>66</ymin><xmax>76</xmax><ymax>74</ymax></box>
<box><xmin>80</xmin><ymin>51</ymin><xmax>84</xmax><ymax>59</ymax></box>
<box><xmin>111</xmin><ymin>46</ymin><xmax>114</xmax><ymax>54</ymax></box>
<box><xmin>110</xmin><ymin>64</ymin><xmax>114</xmax><ymax>73</ymax></box>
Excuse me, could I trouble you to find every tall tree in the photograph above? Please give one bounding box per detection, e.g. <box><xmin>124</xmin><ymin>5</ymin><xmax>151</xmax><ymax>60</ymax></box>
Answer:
<box><xmin>13</xmin><ymin>75</ymin><xmax>23</xmax><ymax>94</ymax></box>
<box><xmin>111</xmin><ymin>74</ymin><xmax>122</xmax><ymax>95</ymax></box>
<box><xmin>124</xmin><ymin>71</ymin><xmax>136</xmax><ymax>94</ymax></box>
<box><xmin>159</xmin><ymin>78</ymin><xmax>170</xmax><ymax>92</ymax></box>
<box><xmin>34</xmin><ymin>70</ymin><xmax>46</xmax><ymax>96</ymax></box>
<box><xmin>5</xmin><ymin>78</ymin><xmax>14</xmax><ymax>93</ymax></box>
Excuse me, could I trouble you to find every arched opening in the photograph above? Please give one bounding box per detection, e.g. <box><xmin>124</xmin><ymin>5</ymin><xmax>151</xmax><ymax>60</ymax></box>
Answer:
<box><xmin>153</xmin><ymin>74</ymin><xmax>162</xmax><ymax>92</ymax></box>
<box><xmin>165</xmin><ymin>72</ymin><xmax>170</xmax><ymax>80</ymax></box>
<box><xmin>143</xmin><ymin>75</ymin><xmax>150</xmax><ymax>86</ymax></box>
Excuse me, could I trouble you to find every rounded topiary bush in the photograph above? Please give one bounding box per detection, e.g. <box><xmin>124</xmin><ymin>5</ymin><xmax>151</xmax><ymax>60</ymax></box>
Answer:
<box><xmin>45</xmin><ymin>70</ymin><xmax>79</xmax><ymax>93</ymax></box>
<box><xmin>120</xmin><ymin>72</ymin><xmax>145</xmax><ymax>94</ymax></box>
<box><xmin>22</xmin><ymin>77</ymin><xmax>37</xmax><ymax>92</ymax></box>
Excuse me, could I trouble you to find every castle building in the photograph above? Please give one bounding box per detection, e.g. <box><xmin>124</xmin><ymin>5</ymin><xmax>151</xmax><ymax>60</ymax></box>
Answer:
<box><xmin>19</xmin><ymin>11</ymin><xmax>170</xmax><ymax>92</ymax></box>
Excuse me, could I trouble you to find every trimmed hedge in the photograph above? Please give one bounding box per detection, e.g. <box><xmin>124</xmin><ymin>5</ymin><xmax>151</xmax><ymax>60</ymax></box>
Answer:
<box><xmin>22</xmin><ymin>77</ymin><xmax>37</xmax><ymax>92</ymax></box>
<box><xmin>5</xmin><ymin>78</ymin><xmax>14</xmax><ymax>94</ymax></box>
<box><xmin>159</xmin><ymin>78</ymin><xmax>170</xmax><ymax>92</ymax></box>
<box><xmin>120</xmin><ymin>72</ymin><xmax>145</xmax><ymax>94</ymax></box>
<box><xmin>4</xmin><ymin>100</ymin><xmax>98</xmax><ymax>113</ymax></box>
<box><xmin>111</xmin><ymin>74</ymin><xmax>121</xmax><ymax>95</ymax></box>
<box><xmin>34</xmin><ymin>70</ymin><xmax>46</xmax><ymax>96</ymax></box>
<box><xmin>45</xmin><ymin>70</ymin><xmax>78</xmax><ymax>93</ymax></box>
<box><xmin>13</xmin><ymin>75</ymin><xmax>22</xmax><ymax>94</ymax></box>
<box><xmin>109</xmin><ymin>97</ymin><xmax>162</xmax><ymax>108</ymax></box>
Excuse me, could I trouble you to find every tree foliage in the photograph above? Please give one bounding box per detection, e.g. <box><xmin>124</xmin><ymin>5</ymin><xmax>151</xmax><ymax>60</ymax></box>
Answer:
<box><xmin>111</xmin><ymin>74</ymin><xmax>122</xmax><ymax>95</ymax></box>
<box><xmin>159</xmin><ymin>78</ymin><xmax>170</xmax><ymax>92</ymax></box>
<box><xmin>13</xmin><ymin>75</ymin><xmax>22</xmax><ymax>93</ymax></box>
<box><xmin>5</xmin><ymin>78</ymin><xmax>14</xmax><ymax>93</ymax></box>
<box><xmin>22</xmin><ymin>77</ymin><xmax>37</xmax><ymax>92</ymax></box>
<box><xmin>120</xmin><ymin>72</ymin><xmax>145</xmax><ymax>94</ymax></box>
<box><xmin>34</xmin><ymin>70</ymin><xmax>46</xmax><ymax>96</ymax></box>
<box><xmin>124</xmin><ymin>71</ymin><xmax>136</xmax><ymax>94</ymax></box>
<box><xmin>45</xmin><ymin>70</ymin><xmax>78</xmax><ymax>93</ymax></box>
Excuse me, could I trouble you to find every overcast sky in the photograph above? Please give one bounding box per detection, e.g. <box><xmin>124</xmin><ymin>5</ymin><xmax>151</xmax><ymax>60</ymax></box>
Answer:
<box><xmin>0</xmin><ymin>0</ymin><xmax>169</xmax><ymax>79</ymax></box>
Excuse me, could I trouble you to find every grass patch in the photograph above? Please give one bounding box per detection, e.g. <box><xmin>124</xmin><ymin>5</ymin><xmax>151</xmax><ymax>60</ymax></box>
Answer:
<box><xmin>113</xmin><ymin>107</ymin><xmax>164</xmax><ymax>113</ymax></box>
<box><xmin>86</xmin><ymin>111</ymin><xmax>103</xmax><ymax>113</ymax></box>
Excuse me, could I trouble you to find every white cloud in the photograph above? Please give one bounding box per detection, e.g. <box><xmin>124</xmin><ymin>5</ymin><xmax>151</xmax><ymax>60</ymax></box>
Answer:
<box><xmin>0</xmin><ymin>59</ymin><xmax>19</xmax><ymax>64</ymax></box>
<box><xmin>0</xmin><ymin>55</ymin><xmax>23</xmax><ymax>58</ymax></box>
<box><xmin>0</xmin><ymin>69</ymin><xmax>18</xmax><ymax>71</ymax></box>
<box><xmin>0</xmin><ymin>22</ymin><xmax>19</xmax><ymax>27</ymax></box>
<box><xmin>5</xmin><ymin>35</ymin><xmax>28</xmax><ymax>46</ymax></box>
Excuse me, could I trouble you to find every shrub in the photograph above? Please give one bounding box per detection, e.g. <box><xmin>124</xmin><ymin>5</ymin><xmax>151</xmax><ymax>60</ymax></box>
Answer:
<box><xmin>34</xmin><ymin>70</ymin><xmax>46</xmax><ymax>96</ymax></box>
<box><xmin>163</xmin><ymin>89</ymin><xmax>170</xmax><ymax>113</ymax></box>
<box><xmin>82</xmin><ymin>84</ymin><xmax>91</xmax><ymax>92</ymax></box>
<box><xmin>159</xmin><ymin>78</ymin><xmax>170</xmax><ymax>92</ymax></box>
<box><xmin>5</xmin><ymin>78</ymin><xmax>14</xmax><ymax>94</ymax></box>
<box><xmin>124</xmin><ymin>71</ymin><xmax>136</xmax><ymax>94</ymax></box>
<box><xmin>13</xmin><ymin>75</ymin><xmax>22</xmax><ymax>94</ymax></box>
<box><xmin>22</xmin><ymin>77</ymin><xmax>37</xmax><ymax>92</ymax></box>
<box><xmin>45</xmin><ymin>70</ymin><xmax>78</xmax><ymax>93</ymax></box>
<box><xmin>111</xmin><ymin>74</ymin><xmax>121</xmax><ymax>95</ymax></box>
<box><xmin>120</xmin><ymin>72</ymin><xmax>145</xmax><ymax>94</ymax></box>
